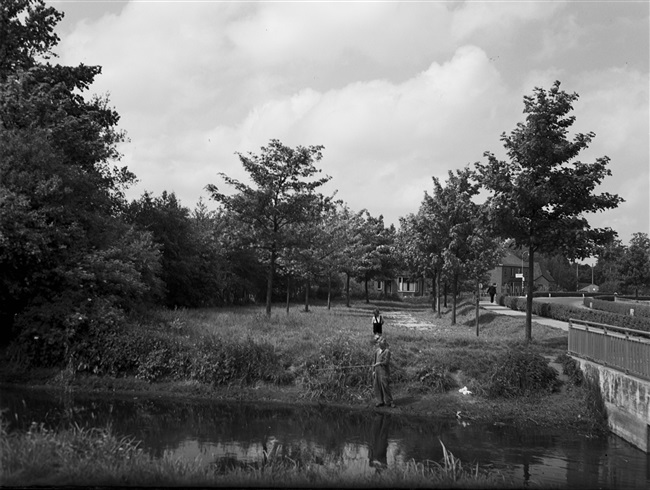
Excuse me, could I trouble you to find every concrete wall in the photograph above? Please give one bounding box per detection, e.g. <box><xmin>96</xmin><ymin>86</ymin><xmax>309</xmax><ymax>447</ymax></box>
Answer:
<box><xmin>578</xmin><ymin>358</ymin><xmax>650</xmax><ymax>453</ymax></box>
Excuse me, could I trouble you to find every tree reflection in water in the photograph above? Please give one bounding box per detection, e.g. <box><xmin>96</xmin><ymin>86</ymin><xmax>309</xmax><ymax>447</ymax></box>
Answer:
<box><xmin>2</xmin><ymin>387</ymin><xmax>648</xmax><ymax>489</ymax></box>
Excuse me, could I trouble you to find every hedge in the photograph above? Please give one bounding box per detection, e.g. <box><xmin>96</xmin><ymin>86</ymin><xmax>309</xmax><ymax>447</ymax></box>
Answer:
<box><xmin>496</xmin><ymin>294</ymin><xmax>650</xmax><ymax>333</ymax></box>
<box><xmin>532</xmin><ymin>291</ymin><xmax>602</xmax><ymax>298</ymax></box>
<box><xmin>583</xmin><ymin>297</ymin><xmax>650</xmax><ymax>320</ymax></box>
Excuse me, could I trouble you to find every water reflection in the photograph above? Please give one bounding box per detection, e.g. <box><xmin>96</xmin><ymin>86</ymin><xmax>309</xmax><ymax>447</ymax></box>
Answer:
<box><xmin>2</xmin><ymin>387</ymin><xmax>648</xmax><ymax>488</ymax></box>
<box><xmin>369</xmin><ymin>413</ymin><xmax>389</xmax><ymax>470</ymax></box>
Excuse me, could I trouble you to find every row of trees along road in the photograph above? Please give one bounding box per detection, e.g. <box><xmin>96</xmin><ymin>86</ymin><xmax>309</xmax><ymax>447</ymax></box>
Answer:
<box><xmin>1</xmin><ymin>0</ymin><xmax>628</xmax><ymax>352</ymax></box>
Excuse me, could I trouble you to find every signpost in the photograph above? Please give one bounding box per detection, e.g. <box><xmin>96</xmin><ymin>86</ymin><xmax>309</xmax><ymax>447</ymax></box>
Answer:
<box><xmin>515</xmin><ymin>273</ymin><xmax>524</xmax><ymax>296</ymax></box>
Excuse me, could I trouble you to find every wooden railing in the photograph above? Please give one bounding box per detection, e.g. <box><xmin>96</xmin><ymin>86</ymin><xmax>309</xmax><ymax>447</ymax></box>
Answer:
<box><xmin>568</xmin><ymin>319</ymin><xmax>650</xmax><ymax>381</ymax></box>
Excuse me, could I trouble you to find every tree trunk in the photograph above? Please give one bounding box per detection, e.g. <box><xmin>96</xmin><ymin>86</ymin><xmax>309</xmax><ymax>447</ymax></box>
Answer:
<box><xmin>436</xmin><ymin>271</ymin><xmax>442</xmax><ymax>318</ymax></box>
<box><xmin>525</xmin><ymin>246</ymin><xmax>534</xmax><ymax>342</ymax></box>
<box><xmin>286</xmin><ymin>275</ymin><xmax>290</xmax><ymax>314</ymax></box>
<box><xmin>475</xmin><ymin>278</ymin><xmax>480</xmax><ymax>337</ymax></box>
<box><xmin>346</xmin><ymin>273</ymin><xmax>351</xmax><ymax>307</ymax></box>
<box><xmin>365</xmin><ymin>278</ymin><xmax>369</xmax><ymax>304</ymax></box>
<box><xmin>444</xmin><ymin>283</ymin><xmax>448</xmax><ymax>308</ymax></box>
<box><xmin>327</xmin><ymin>272</ymin><xmax>332</xmax><ymax>310</ymax></box>
<box><xmin>304</xmin><ymin>276</ymin><xmax>310</xmax><ymax>312</ymax></box>
<box><xmin>431</xmin><ymin>273</ymin><xmax>436</xmax><ymax>312</ymax></box>
<box><xmin>451</xmin><ymin>276</ymin><xmax>457</xmax><ymax>325</ymax></box>
<box><xmin>265</xmin><ymin>248</ymin><xmax>275</xmax><ymax>316</ymax></box>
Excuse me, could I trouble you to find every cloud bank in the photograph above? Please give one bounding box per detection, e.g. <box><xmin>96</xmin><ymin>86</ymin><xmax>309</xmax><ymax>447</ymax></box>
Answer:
<box><xmin>53</xmin><ymin>0</ymin><xmax>649</xmax><ymax>243</ymax></box>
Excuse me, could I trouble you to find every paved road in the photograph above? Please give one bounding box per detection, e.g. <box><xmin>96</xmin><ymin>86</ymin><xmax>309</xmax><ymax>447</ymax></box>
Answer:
<box><xmin>533</xmin><ymin>296</ymin><xmax>586</xmax><ymax>309</ymax></box>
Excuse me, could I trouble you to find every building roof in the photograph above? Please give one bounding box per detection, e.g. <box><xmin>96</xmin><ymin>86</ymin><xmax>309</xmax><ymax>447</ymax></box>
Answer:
<box><xmin>500</xmin><ymin>251</ymin><xmax>526</xmax><ymax>267</ymax></box>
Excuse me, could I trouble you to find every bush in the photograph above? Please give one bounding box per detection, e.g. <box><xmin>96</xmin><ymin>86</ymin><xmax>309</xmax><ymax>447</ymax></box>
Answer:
<box><xmin>414</xmin><ymin>365</ymin><xmax>455</xmax><ymax>394</ymax></box>
<box><xmin>486</xmin><ymin>348</ymin><xmax>559</xmax><ymax>398</ymax></box>
<box><xmin>8</xmin><ymin>297</ymin><xmax>127</xmax><ymax>369</ymax></box>
<box><xmin>555</xmin><ymin>353</ymin><xmax>583</xmax><ymax>386</ymax></box>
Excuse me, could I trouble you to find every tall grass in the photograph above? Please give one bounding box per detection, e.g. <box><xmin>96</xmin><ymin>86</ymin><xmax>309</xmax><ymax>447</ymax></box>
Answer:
<box><xmin>1</xmin><ymin>420</ymin><xmax>515</xmax><ymax>488</ymax></box>
<box><xmin>3</xmin><ymin>298</ymin><xmax>570</xmax><ymax>403</ymax></box>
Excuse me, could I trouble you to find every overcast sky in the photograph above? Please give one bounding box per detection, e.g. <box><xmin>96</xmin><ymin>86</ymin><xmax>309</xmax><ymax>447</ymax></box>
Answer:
<box><xmin>48</xmin><ymin>0</ymin><xmax>648</xmax><ymax>247</ymax></box>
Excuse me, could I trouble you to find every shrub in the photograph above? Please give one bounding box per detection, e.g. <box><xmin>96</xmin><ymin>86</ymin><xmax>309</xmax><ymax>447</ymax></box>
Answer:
<box><xmin>555</xmin><ymin>353</ymin><xmax>583</xmax><ymax>386</ymax></box>
<box><xmin>8</xmin><ymin>297</ymin><xmax>127</xmax><ymax>369</ymax></box>
<box><xmin>414</xmin><ymin>365</ymin><xmax>455</xmax><ymax>394</ymax></box>
<box><xmin>486</xmin><ymin>348</ymin><xmax>559</xmax><ymax>398</ymax></box>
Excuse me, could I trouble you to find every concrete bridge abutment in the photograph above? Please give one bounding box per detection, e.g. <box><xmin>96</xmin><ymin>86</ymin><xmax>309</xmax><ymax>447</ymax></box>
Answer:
<box><xmin>577</xmin><ymin>359</ymin><xmax>650</xmax><ymax>453</ymax></box>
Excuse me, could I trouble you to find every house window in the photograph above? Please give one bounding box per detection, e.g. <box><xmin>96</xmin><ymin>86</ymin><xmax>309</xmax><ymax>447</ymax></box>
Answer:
<box><xmin>398</xmin><ymin>277</ymin><xmax>419</xmax><ymax>292</ymax></box>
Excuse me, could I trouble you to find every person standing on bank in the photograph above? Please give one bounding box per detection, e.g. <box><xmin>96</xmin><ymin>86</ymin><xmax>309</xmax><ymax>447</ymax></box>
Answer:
<box><xmin>372</xmin><ymin>336</ymin><xmax>394</xmax><ymax>408</ymax></box>
<box><xmin>487</xmin><ymin>283</ymin><xmax>497</xmax><ymax>303</ymax></box>
<box><xmin>372</xmin><ymin>308</ymin><xmax>383</xmax><ymax>339</ymax></box>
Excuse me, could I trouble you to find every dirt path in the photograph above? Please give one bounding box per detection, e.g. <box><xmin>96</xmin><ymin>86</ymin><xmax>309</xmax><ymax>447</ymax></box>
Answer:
<box><xmin>383</xmin><ymin>311</ymin><xmax>436</xmax><ymax>331</ymax></box>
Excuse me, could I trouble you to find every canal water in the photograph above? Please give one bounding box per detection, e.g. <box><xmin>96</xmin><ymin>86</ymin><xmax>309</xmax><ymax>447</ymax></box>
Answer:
<box><xmin>2</xmin><ymin>387</ymin><xmax>648</xmax><ymax>488</ymax></box>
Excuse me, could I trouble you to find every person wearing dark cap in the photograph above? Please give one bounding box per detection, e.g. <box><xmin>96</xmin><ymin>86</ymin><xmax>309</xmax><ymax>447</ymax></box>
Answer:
<box><xmin>372</xmin><ymin>336</ymin><xmax>394</xmax><ymax>408</ymax></box>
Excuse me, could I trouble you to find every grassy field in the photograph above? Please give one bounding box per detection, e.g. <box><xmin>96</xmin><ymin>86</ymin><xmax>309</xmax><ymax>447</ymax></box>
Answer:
<box><xmin>3</xmin><ymin>296</ymin><xmax>603</xmax><ymax>426</ymax></box>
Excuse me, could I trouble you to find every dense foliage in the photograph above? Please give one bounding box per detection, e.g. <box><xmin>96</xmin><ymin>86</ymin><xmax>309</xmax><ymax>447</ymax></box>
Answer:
<box><xmin>486</xmin><ymin>348</ymin><xmax>559</xmax><ymax>398</ymax></box>
<box><xmin>0</xmin><ymin>1</ymin><xmax>161</xmax><ymax>350</ymax></box>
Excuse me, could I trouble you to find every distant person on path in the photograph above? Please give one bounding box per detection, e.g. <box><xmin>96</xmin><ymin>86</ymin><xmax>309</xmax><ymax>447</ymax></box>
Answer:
<box><xmin>372</xmin><ymin>308</ymin><xmax>383</xmax><ymax>339</ymax></box>
<box><xmin>372</xmin><ymin>336</ymin><xmax>394</xmax><ymax>408</ymax></box>
<box><xmin>487</xmin><ymin>283</ymin><xmax>497</xmax><ymax>303</ymax></box>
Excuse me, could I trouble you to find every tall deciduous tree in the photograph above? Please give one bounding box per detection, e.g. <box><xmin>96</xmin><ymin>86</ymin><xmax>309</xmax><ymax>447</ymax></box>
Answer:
<box><xmin>399</xmin><ymin>203</ymin><xmax>447</xmax><ymax>317</ymax></box>
<box><xmin>595</xmin><ymin>238</ymin><xmax>626</xmax><ymax>293</ymax></box>
<box><xmin>0</xmin><ymin>0</ymin><xmax>158</xmax><ymax>352</ymax></box>
<box><xmin>206</xmin><ymin>139</ymin><xmax>331</xmax><ymax>316</ymax></box>
<box><xmin>338</xmin><ymin>208</ymin><xmax>367</xmax><ymax>307</ymax></box>
<box><xmin>476</xmin><ymin>81</ymin><xmax>623</xmax><ymax>341</ymax></box>
<box><xmin>418</xmin><ymin>168</ymin><xmax>502</xmax><ymax>325</ymax></box>
<box><xmin>619</xmin><ymin>233</ymin><xmax>650</xmax><ymax>299</ymax></box>
<box><xmin>354</xmin><ymin>212</ymin><xmax>395</xmax><ymax>303</ymax></box>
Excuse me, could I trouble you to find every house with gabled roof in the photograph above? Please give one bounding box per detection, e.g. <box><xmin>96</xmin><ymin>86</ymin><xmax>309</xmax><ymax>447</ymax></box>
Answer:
<box><xmin>487</xmin><ymin>251</ymin><xmax>556</xmax><ymax>295</ymax></box>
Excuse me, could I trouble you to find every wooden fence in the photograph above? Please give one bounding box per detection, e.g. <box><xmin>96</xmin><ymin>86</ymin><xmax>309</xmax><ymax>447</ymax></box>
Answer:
<box><xmin>568</xmin><ymin>319</ymin><xmax>650</xmax><ymax>381</ymax></box>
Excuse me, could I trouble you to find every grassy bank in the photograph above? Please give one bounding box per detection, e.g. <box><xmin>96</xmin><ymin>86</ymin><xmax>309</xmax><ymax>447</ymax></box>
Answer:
<box><xmin>1</xmin><ymin>298</ymin><xmax>606</xmax><ymax>432</ymax></box>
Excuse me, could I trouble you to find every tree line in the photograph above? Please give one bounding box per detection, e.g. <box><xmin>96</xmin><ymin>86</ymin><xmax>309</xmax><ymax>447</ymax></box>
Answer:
<box><xmin>2</xmin><ymin>0</ymin><xmax>646</xmax><ymax>352</ymax></box>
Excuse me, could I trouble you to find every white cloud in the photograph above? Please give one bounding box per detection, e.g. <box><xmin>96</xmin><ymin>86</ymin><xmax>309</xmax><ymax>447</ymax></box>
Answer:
<box><xmin>450</xmin><ymin>0</ymin><xmax>563</xmax><ymax>42</ymax></box>
<box><xmin>51</xmin><ymin>0</ymin><xmax>648</xmax><ymax>242</ymax></box>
